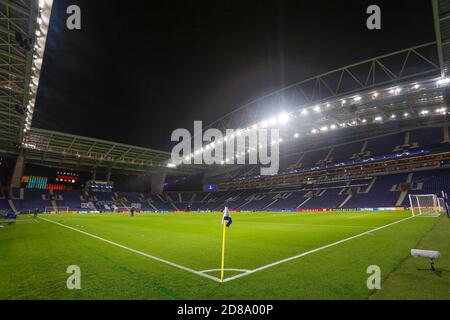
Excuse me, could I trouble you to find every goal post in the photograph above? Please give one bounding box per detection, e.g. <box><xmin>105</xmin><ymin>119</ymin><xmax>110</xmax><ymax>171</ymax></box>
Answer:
<box><xmin>408</xmin><ymin>194</ymin><xmax>442</xmax><ymax>217</ymax></box>
<box><xmin>437</xmin><ymin>197</ymin><xmax>445</xmax><ymax>212</ymax></box>
<box><xmin>44</xmin><ymin>207</ymin><xmax>70</xmax><ymax>214</ymax></box>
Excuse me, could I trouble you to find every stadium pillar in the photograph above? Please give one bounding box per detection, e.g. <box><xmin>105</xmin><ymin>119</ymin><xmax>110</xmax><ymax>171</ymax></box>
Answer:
<box><xmin>91</xmin><ymin>167</ymin><xmax>97</xmax><ymax>180</ymax></box>
<box><xmin>151</xmin><ymin>170</ymin><xmax>166</xmax><ymax>194</ymax></box>
<box><xmin>10</xmin><ymin>151</ymin><xmax>25</xmax><ymax>189</ymax></box>
<box><xmin>106</xmin><ymin>169</ymin><xmax>111</xmax><ymax>182</ymax></box>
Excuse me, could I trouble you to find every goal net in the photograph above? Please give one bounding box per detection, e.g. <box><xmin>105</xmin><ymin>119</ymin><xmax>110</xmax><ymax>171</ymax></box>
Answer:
<box><xmin>44</xmin><ymin>207</ymin><xmax>70</xmax><ymax>214</ymax></box>
<box><xmin>408</xmin><ymin>194</ymin><xmax>443</xmax><ymax>217</ymax></box>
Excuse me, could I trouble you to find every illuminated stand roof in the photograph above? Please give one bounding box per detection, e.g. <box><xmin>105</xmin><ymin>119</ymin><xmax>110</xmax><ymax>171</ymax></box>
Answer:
<box><xmin>0</xmin><ymin>0</ymin><xmax>52</xmax><ymax>152</ymax></box>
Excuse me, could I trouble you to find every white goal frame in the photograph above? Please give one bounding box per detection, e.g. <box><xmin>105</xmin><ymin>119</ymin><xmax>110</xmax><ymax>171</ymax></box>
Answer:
<box><xmin>44</xmin><ymin>206</ymin><xmax>70</xmax><ymax>214</ymax></box>
<box><xmin>408</xmin><ymin>194</ymin><xmax>443</xmax><ymax>217</ymax></box>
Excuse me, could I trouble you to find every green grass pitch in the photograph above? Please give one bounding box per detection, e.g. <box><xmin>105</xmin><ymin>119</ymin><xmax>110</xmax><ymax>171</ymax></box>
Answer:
<box><xmin>0</xmin><ymin>210</ymin><xmax>448</xmax><ymax>300</ymax></box>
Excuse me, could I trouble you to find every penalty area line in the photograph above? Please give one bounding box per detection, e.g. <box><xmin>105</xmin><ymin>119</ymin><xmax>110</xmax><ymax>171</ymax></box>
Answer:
<box><xmin>38</xmin><ymin>217</ymin><xmax>222</xmax><ymax>283</ymax></box>
<box><xmin>223</xmin><ymin>216</ymin><xmax>415</xmax><ymax>283</ymax></box>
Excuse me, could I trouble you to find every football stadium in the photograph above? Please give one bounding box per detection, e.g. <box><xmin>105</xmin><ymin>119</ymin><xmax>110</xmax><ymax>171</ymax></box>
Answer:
<box><xmin>1</xmin><ymin>0</ymin><xmax>450</xmax><ymax>303</ymax></box>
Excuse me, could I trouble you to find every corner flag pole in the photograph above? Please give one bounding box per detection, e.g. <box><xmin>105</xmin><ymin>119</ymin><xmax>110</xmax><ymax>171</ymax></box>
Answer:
<box><xmin>220</xmin><ymin>222</ymin><xmax>227</xmax><ymax>282</ymax></box>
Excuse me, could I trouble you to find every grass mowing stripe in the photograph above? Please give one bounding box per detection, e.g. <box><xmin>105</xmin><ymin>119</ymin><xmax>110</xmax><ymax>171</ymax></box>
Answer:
<box><xmin>38</xmin><ymin>216</ymin><xmax>222</xmax><ymax>283</ymax></box>
<box><xmin>223</xmin><ymin>216</ymin><xmax>415</xmax><ymax>283</ymax></box>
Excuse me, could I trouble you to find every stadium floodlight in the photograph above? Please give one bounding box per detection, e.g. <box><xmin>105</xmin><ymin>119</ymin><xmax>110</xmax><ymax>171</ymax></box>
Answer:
<box><xmin>413</xmin><ymin>83</ymin><xmax>420</xmax><ymax>89</ymax></box>
<box><xmin>326</xmin><ymin>103</ymin><xmax>331</xmax><ymax>108</ymax></box>
<box><xmin>436</xmin><ymin>77</ymin><xmax>450</xmax><ymax>86</ymax></box>
<box><xmin>374</xmin><ymin>116</ymin><xmax>383</xmax><ymax>121</ymax></box>
<box><xmin>341</xmin><ymin>100</ymin><xmax>346</xmax><ymax>105</ymax></box>
<box><xmin>420</xmin><ymin>110</ymin><xmax>429</xmax><ymax>115</ymax></box>
<box><xmin>279</xmin><ymin>138</ymin><xmax>283</xmax><ymax>143</ymax></box>
<box><xmin>389</xmin><ymin>87</ymin><xmax>402</xmax><ymax>95</ymax></box>
<box><xmin>167</xmin><ymin>163</ymin><xmax>176</xmax><ymax>168</ymax></box>
<box><xmin>278</xmin><ymin>112</ymin><xmax>290</xmax><ymax>124</ymax></box>
<box><xmin>361</xmin><ymin>119</ymin><xmax>367</xmax><ymax>123</ymax></box>
<box><xmin>301</xmin><ymin>109</ymin><xmax>309</xmax><ymax>116</ymax></box>
<box><xmin>313</xmin><ymin>105</ymin><xmax>321</xmax><ymax>113</ymax></box>
<box><xmin>269</xmin><ymin>117</ymin><xmax>278</xmax><ymax>126</ymax></box>
<box><xmin>260</xmin><ymin>120</ymin><xmax>268</xmax><ymax>128</ymax></box>
<box><xmin>320</xmin><ymin>126</ymin><xmax>328</xmax><ymax>132</ymax></box>
<box><xmin>390</xmin><ymin>114</ymin><xmax>396</xmax><ymax>119</ymax></box>
<box><xmin>403</xmin><ymin>112</ymin><xmax>409</xmax><ymax>117</ymax></box>
<box><xmin>351</xmin><ymin>121</ymin><xmax>356</xmax><ymax>125</ymax></box>
<box><xmin>311</xmin><ymin>129</ymin><xmax>318</xmax><ymax>134</ymax></box>
<box><xmin>372</xmin><ymin>92</ymin><xmax>379</xmax><ymax>98</ymax></box>
<box><xmin>330</xmin><ymin>124</ymin><xmax>337</xmax><ymax>130</ymax></box>
<box><xmin>436</xmin><ymin>107</ymin><xmax>447</xmax><ymax>114</ymax></box>
<box><xmin>252</xmin><ymin>124</ymin><xmax>258</xmax><ymax>130</ymax></box>
<box><xmin>353</xmin><ymin>96</ymin><xmax>361</xmax><ymax>102</ymax></box>
<box><xmin>293</xmin><ymin>133</ymin><xmax>300</xmax><ymax>138</ymax></box>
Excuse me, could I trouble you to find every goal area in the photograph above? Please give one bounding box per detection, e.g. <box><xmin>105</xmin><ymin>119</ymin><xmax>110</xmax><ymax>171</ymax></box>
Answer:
<box><xmin>44</xmin><ymin>207</ymin><xmax>70</xmax><ymax>214</ymax></box>
<box><xmin>408</xmin><ymin>194</ymin><xmax>444</xmax><ymax>217</ymax></box>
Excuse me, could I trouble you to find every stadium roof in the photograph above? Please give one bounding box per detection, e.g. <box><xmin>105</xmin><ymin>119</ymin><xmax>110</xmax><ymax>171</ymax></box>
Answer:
<box><xmin>203</xmin><ymin>42</ymin><xmax>443</xmax><ymax>133</ymax></box>
<box><xmin>0</xmin><ymin>0</ymin><xmax>51</xmax><ymax>153</ymax></box>
<box><xmin>433</xmin><ymin>0</ymin><xmax>450</xmax><ymax>77</ymax></box>
<box><xmin>19</xmin><ymin>128</ymin><xmax>207</xmax><ymax>175</ymax></box>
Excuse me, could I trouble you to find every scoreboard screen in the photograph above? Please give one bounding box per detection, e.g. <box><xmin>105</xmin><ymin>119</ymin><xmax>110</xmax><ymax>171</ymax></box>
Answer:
<box><xmin>22</xmin><ymin>170</ymin><xmax>81</xmax><ymax>190</ymax></box>
<box><xmin>56</xmin><ymin>171</ymin><xmax>79</xmax><ymax>184</ymax></box>
<box><xmin>22</xmin><ymin>176</ymin><xmax>48</xmax><ymax>189</ymax></box>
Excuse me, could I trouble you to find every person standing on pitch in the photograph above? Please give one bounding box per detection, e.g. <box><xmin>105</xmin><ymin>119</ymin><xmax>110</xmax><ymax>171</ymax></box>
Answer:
<box><xmin>130</xmin><ymin>207</ymin><xmax>135</xmax><ymax>217</ymax></box>
<box><xmin>222</xmin><ymin>206</ymin><xmax>232</xmax><ymax>227</ymax></box>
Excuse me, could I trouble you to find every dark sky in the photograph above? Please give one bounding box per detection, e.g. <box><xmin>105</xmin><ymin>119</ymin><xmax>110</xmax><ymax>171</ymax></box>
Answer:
<box><xmin>34</xmin><ymin>0</ymin><xmax>435</xmax><ymax>151</ymax></box>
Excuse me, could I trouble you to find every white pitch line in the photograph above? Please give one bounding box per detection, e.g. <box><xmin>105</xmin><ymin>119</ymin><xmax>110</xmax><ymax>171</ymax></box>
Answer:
<box><xmin>223</xmin><ymin>216</ymin><xmax>414</xmax><ymax>283</ymax></box>
<box><xmin>38</xmin><ymin>217</ymin><xmax>221</xmax><ymax>283</ymax></box>
<box><xmin>199</xmin><ymin>268</ymin><xmax>251</xmax><ymax>274</ymax></box>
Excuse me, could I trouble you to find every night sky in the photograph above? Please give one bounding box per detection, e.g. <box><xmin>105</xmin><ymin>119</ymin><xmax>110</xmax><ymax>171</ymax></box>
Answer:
<box><xmin>34</xmin><ymin>0</ymin><xmax>435</xmax><ymax>152</ymax></box>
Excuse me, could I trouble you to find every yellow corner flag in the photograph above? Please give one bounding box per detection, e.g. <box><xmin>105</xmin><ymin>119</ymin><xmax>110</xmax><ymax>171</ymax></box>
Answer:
<box><xmin>220</xmin><ymin>221</ymin><xmax>227</xmax><ymax>282</ymax></box>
